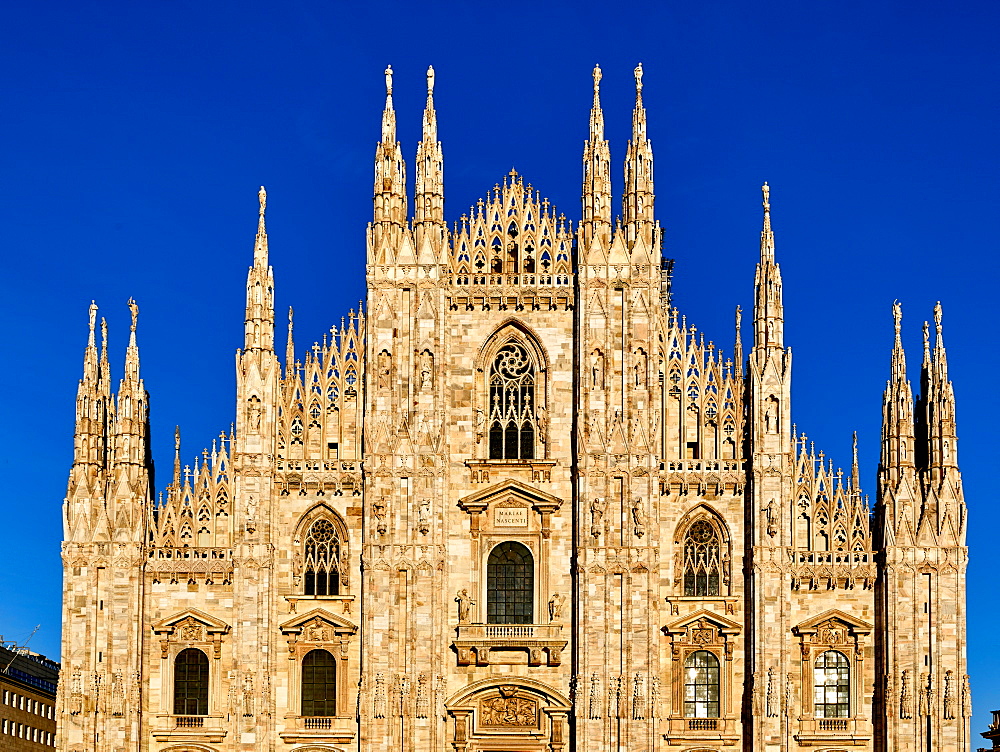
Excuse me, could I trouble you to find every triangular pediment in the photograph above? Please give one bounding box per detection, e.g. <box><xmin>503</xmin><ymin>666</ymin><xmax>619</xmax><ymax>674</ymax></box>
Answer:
<box><xmin>793</xmin><ymin>608</ymin><xmax>872</xmax><ymax>636</ymax></box>
<box><xmin>457</xmin><ymin>479</ymin><xmax>563</xmax><ymax>511</ymax></box>
<box><xmin>665</xmin><ymin>608</ymin><xmax>741</xmax><ymax>635</ymax></box>
<box><xmin>151</xmin><ymin>608</ymin><xmax>230</xmax><ymax>635</ymax></box>
<box><xmin>279</xmin><ymin>608</ymin><xmax>357</xmax><ymax>635</ymax></box>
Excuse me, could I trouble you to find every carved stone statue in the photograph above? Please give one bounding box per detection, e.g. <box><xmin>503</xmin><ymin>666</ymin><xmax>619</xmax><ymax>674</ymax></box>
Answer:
<box><xmin>456</xmin><ymin>589</ymin><xmax>475</xmax><ymax>623</ymax></box>
<box><xmin>418</xmin><ymin>498</ymin><xmax>431</xmax><ymax>535</ymax></box>
<box><xmin>536</xmin><ymin>405</ymin><xmax>549</xmax><ymax>444</ymax></box>
<box><xmin>590</xmin><ymin>497</ymin><xmax>605</xmax><ymax>538</ymax></box>
<box><xmin>632</xmin><ymin>497</ymin><xmax>646</xmax><ymax>538</ymax></box>
<box><xmin>373</xmin><ymin>497</ymin><xmax>388</xmax><ymax>535</ymax></box>
<box><xmin>377</xmin><ymin>350</ymin><xmax>392</xmax><ymax>389</ymax></box>
<box><xmin>548</xmin><ymin>592</ymin><xmax>565</xmax><ymax>622</ymax></box>
<box><xmin>419</xmin><ymin>350</ymin><xmax>434</xmax><ymax>389</ymax></box>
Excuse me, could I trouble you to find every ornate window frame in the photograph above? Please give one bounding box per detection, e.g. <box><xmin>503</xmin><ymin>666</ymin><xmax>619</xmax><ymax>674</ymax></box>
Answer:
<box><xmin>279</xmin><ymin>608</ymin><xmax>358</xmax><ymax>720</ymax></box>
<box><xmin>662</xmin><ymin>609</ymin><xmax>741</xmax><ymax>745</ymax></box>
<box><xmin>791</xmin><ymin>609</ymin><xmax>873</xmax><ymax>745</ymax></box>
<box><xmin>150</xmin><ymin>610</ymin><xmax>230</xmax><ymax>743</ymax></box>
<box><xmin>670</xmin><ymin>504</ymin><xmax>734</xmax><ymax>602</ymax></box>
<box><xmin>291</xmin><ymin>504</ymin><xmax>351</xmax><ymax>597</ymax></box>
<box><xmin>473</xmin><ymin>321</ymin><xmax>550</xmax><ymax>463</ymax></box>
<box><xmin>453</xmin><ymin>481</ymin><xmax>566</xmax><ymax>667</ymax></box>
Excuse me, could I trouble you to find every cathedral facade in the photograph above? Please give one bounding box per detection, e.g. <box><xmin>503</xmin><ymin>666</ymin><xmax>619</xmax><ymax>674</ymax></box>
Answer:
<box><xmin>57</xmin><ymin>65</ymin><xmax>970</xmax><ymax>752</ymax></box>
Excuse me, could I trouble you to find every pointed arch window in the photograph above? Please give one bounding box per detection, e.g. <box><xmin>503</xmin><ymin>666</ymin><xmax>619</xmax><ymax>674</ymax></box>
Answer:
<box><xmin>488</xmin><ymin>343</ymin><xmax>536</xmax><ymax>460</ymax></box>
<box><xmin>683</xmin><ymin>519</ymin><xmax>722</xmax><ymax>596</ymax></box>
<box><xmin>813</xmin><ymin>650</ymin><xmax>850</xmax><ymax>717</ymax></box>
<box><xmin>304</xmin><ymin>518</ymin><xmax>340</xmax><ymax>596</ymax></box>
<box><xmin>301</xmin><ymin>649</ymin><xmax>337</xmax><ymax>716</ymax></box>
<box><xmin>684</xmin><ymin>650</ymin><xmax>720</xmax><ymax>718</ymax></box>
<box><xmin>487</xmin><ymin>542</ymin><xmax>533</xmax><ymax>624</ymax></box>
<box><xmin>173</xmin><ymin>648</ymin><xmax>209</xmax><ymax>715</ymax></box>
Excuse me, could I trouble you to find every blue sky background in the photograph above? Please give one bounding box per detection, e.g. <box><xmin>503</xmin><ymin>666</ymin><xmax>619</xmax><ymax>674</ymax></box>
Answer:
<box><xmin>1</xmin><ymin>0</ymin><xmax>997</xmax><ymax>729</ymax></box>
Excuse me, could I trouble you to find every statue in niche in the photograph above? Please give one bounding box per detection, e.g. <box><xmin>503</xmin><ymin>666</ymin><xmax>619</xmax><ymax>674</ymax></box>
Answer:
<box><xmin>247</xmin><ymin>398</ymin><xmax>262</xmax><ymax>431</ymax></box>
<box><xmin>455</xmin><ymin>589</ymin><xmax>475</xmax><ymax>623</ymax></box>
<box><xmin>548</xmin><ymin>593</ymin><xmax>565</xmax><ymax>622</ymax></box>
<box><xmin>418</xmin><ymin>498</ymin><xmax>431</xmax><ymax>535</ymax></box>
<box><xmin>418</xmin><ymin>350</ymin><xmax>434</xmax><ymax>389</ymax></box>
<box><xmin>590</xmin><ymin>349</ymin><xmax>605</xmax><ymax>389</ymax></box>
<box><xmin>633</xmin><ymin>350</ymin><xmax>647</xmax><ymax>387</ymax></box>
<box><xmin>245</xmin><ymin>495</ymin><xmax>258</xmax><ymax>534</ymax></box>
<box><xmin>590</xmin><ymin>497</ymin><xmax>606</xmax><ymax>538</ymax></box>
<box><xmin>373</xmin><ymin>497</ymin><xmax>388</xmax><ymax>535</ymax></box>
<box><xmin>765</xmin><ymin>499</ymin><xmax>778</xmax><ymax>538</ymax></box>
<box><xmin>377</xmin><ymin>350</ymin><xmax>392</xmax><ymax>389</ymax></box>
<box><xmin>475</xmin><ymin>408</ymin><xmax>486</xmax><ymax>444</ymax></box>
<box><xmin>631</xmin><ymin>497</ymin><xmax>646</xmax><ymax>538</ymax></box>
<box><xmin>536</xmin><ymin>405</ymin><xmax>549</xmax><ymax>445</ymax></box>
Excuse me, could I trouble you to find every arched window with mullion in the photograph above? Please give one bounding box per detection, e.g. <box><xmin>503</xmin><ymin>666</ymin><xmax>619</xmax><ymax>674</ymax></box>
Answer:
<box><xmin>174</xmin><ymin>648</ymin><xmax>209</xmax><ymax>716</ymax></box>
<box><xmin>813</xmin><ymin>650</ymin><xmax>850</xmax><ymax>717</ymax></box>
<box><xmin>488</xmin><ymin>343</ymin><xmax>536</xmax><ymax>460</ymax></box>
<box><xmin>301</xmin><ymin>649</ymin><xmax>337</xmax><ymax>717</ymax></box>
<box><xmin>682</xmin><ymin>519</ymin><xmax>723</xmax><ymax>596</ymax></box>
<box><xmin>486</xmin><ymin>541</ymin><xmax>534</xmax><ymax>624</ymax></box>
<box><xmin>684</xmin><ymin>650</ymin><xmax>720</xmax><ymax>718</ymax></box>
<box><xmin>304</xmin><ymin>518</ymin><xmax>340</xmax><ymax>596</ymax></box>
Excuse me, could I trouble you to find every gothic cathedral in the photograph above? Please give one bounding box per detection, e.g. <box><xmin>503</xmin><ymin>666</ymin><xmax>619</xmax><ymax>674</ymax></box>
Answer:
<box><xmin>58</xmin><ymin>65</ymin><xmax>970</xmax><ymax>752</ymax></box>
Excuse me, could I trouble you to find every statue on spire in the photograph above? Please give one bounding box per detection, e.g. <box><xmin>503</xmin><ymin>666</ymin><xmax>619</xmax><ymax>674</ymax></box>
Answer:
<box><xmin>593</xmin><ymin>64</ymin><xmax>602</xmax><ymax>94</ymax></box>
<box><xmin>385</xmin><ymin>65</ymin><xmax>393</xmax><ymax>96</ymax></box>
<box><xmin>762</xmin><ymin>182</ymin><xmax>770</xmax><ymax>212</ymax></box>
<box><xmin>427</xmin><ymin>65</ymin><xmax>435</xmax><ymax>96</ymax></box>
<box><xmin>258</xmin><ymin>186</ymin><xmax>266</xmax><ymax>217</ymax></box>
<box><xmin>893</xmin><ymin>300</ymin><xmax>902</xmax><ymax>336</ymax></box>
<box><xmin>128</xmin><ymin>298</ymin><xmax>139</xmax><ymax>332</ymax></box>
<box><xmin>634</xmin><ymin>63</ymin><xmax>643</xmax><ymax>94</ymax></box>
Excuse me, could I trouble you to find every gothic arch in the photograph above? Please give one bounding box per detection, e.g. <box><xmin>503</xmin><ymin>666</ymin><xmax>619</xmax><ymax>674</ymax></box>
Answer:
<box><xmin>292</xmin><ymin>504</ymin><xmax>350</xmax><ymax>594</ymax></box>
<box><xmin>673</xmin><ymin>503</ymin><xmax>732</xmax><ymax>597</ymax></box>
<box><xmin>474</xmin><ymin>320</ymin><xmax>550</xmax><ymax>461</ymax></box>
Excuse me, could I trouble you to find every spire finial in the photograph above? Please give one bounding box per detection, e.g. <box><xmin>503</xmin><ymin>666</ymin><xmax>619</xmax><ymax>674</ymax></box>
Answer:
<box><xmin>934</xmin><ymin>301</ymin><xmax>943</xmax><ymax>337</ymax></box>
<box><xmin>923</xmin><ymin>319</ymin><xmax>931</xmax><ymax>361</ymax></box>
<box><xmin>762</xmin><ymin>182</ymin><xmax>770</xmax><ymax>213</ymax></box>
<box><xmin>426</xmin><ymin>65</ymin><xmax>435</xmax><ymax>98</ymax></box>
<box><xmin>253</xmin><ymin>186</ymin><xmax>269</xmax><ymax>265</ymax></box>
<box><xmin>385</xmin><ymin>65</ymin><xmax>393</xmax><ymax>97</ymax></box>
<box><xmin>852</xmin><ymin>431</ymin><xmax>860</xmax><ymax>490</ymax></box>
<box><xmin>88</xmin><ymin>301</ymin><xmax>98</xmax><ymax>347</ymax></box>
<box><xmin>634</xmin><ymin>62</ymin><xmax>644</xmax><ymax>97</ymax></box>
<box><xmin>100</xmin><ymin>317</ymin><xmax>108</xmax><ymax>353</ymax></box>
<box><xmin>593</xmin><ymin>64</ymin><xmax>602</xmax><ymax>98</ymax></box>
<box><xmin>286</xmin><ymin>305</ymin><xmax>295</xmax><ymax>372</ymax></box>
<box><xmin>892</xmin><ymin>299</ymin><xmax>902</xmax><ymax>339</ymax></box>
<box><xmin>127</xmin><ymin>297</ymin><xmax>139</xmax><ymax>349</ymax></box>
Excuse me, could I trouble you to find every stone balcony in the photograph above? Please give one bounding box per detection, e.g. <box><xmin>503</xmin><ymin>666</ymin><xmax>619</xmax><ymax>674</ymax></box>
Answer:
<box><xmin>278</xmin><ymin>716</ymin><xmax>357</xmax><ymax>745</ymax></box>
<box><xmin>453</xmin><ymin>623</ymin><xmax>566</xmax><ymax>667</ymax></box>
<box><xmin>661</xmin><ymin>716</ymin><xmax>740</xmax><ymax>746</ymax></box>
<box><xmin>151</xmin><ymin>715</ymin><xmax>226</xmax><ymax>744</ymax></box>
<box><xmin>793</xmin><ymin>716</ymin><xmax>872</xmax><ymax>747</ymax></box>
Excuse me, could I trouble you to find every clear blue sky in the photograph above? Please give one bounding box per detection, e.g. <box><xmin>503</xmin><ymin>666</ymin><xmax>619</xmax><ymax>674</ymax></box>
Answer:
<box><xmin>1</xmin><ymin>0</ymin><xmax>997</xmax><ymax>730</ymax></box>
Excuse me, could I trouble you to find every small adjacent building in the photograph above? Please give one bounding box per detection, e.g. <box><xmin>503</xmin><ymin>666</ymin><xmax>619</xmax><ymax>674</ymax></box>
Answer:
<box><xmin>1</xmin><ymin>642</ymin><xmax>59</xmax><ymax>750</ymax></box>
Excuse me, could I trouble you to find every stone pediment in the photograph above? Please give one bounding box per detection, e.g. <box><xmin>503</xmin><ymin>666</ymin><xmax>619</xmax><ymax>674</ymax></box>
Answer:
<box><xmin>151</xmin><ymin>608</ymin><xmax>230</xmax><ymax>636</ymax></box>
<box><xmin>279</xmin><ymin>608</ymin><xmax>357</xmax><ymax>636</ymax></box>
<box><xmin>457</xmin><ymin>479</ymin><xmax>562</xmax><ymax>512</ymax></box>
<box><xmin>664</xmin><ymin>608</ymin><xmax>741</xmax><ymax>637</ymax></box>
<box><xmin>793</xmin><ymin>608</ymin><xmax>873</xmax><ymax>637</ymax></box>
